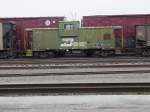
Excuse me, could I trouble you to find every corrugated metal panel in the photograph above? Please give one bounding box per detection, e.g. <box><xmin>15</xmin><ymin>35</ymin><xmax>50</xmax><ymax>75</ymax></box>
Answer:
<box><xmin>0</xmin><ymin>17</ymin><xmax>64</xmax><ymax>51</ymax></box>
<box><xmin>136</xmin><ymin>26</ymin><xmax>145</xmax><ymax>41</ymax></box>
<box><xmin>2</xmin><ymin>23</ymin><xmax>16</xmax><ymax>50</ymax></box>
<box><xmin>0</xmin><ymin>23</ymin><xmax>3</xmax><ymax>50</ymax></box>
<box><xmin>82</xmin><ymin>14</ymin><xmax>150</xmax><ymax>48</ymax></box>
<box><xmin>136</xmin><ymin>25</ymin><xmax>150</xmax><ymax>47</ymax></box>
<box><xmin>147</xmin><ymin>26</ymin><xmax>150</xmax><ymax>46</ymax></box>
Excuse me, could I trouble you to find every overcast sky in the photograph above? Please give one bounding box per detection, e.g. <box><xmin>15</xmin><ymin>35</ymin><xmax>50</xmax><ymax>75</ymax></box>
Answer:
<box><xmin>0</xmin><ymin>0</ymin><xmax>150</xmax><ymax>20</ymax></box>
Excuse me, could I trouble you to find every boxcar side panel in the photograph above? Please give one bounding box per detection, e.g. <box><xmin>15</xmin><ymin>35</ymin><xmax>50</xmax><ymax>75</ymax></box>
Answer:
<box><xmin>0</xmin><ymin>23</ymin><xmax>3</xmax><ymax>50</ymax></box>
<box><xmin>147</xmin><ymin>26</ymin><xmax>150</xmax><ymax>46</ymax></box>
<box><xmin>136</xmin><ymin>25</ymin><xmax>150</xmax><ymax>47</ymax></box>
<box><xmin>136</xmin><ymin>26</ymin><xmax>146</xmax><ymax>40</ymax></box>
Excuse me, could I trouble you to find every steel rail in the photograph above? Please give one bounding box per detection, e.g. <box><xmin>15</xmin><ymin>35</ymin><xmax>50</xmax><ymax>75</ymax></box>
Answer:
<box><xmin>0</xmin><ymin>83</ymin><xmax>150</xmax><ymax>94</ymax></box>
<box><xmin>0</xmin><ymin>64</ymin><xmax>150</xmax><ymax>70</ymax></box>
<box><xmin>0</xmin><ymin>70</ymin><xmax>150</xmax><ymax>77</ymax></box>
<box><xmin>1</xmin><ymin>57</ymin><xmax>150</xmax><ymax>64</ymax></box>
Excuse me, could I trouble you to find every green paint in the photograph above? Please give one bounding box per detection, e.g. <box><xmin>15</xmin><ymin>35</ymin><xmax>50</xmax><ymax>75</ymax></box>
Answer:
<box><xmin>59</xmin><ymin>21</ymin><xmax>79</xmax><ymax>37</ymax></box>
<box><xmin>32</xmin><ymin>21</ymin><xmax>115</xmax><ymax>51</ymax></box>
<box><xmin>32</xmin><ymin>29</ymin><xmax>60</xmax><ymax>51</ymax></box>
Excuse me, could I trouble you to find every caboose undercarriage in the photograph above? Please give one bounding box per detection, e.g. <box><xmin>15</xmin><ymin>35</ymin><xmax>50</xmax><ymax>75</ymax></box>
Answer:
<box><xmin>31</xmin><ymin>48</ymin><xmax>116</xmax><ymax>58</ymax></box>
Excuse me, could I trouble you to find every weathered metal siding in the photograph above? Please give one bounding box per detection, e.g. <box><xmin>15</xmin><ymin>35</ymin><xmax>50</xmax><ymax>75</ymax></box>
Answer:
<box><xmin>79</xmin><ymin>28</ymin><xmax>115</xmax><ymax>49</ymax></box>
<box><xmin>148</xmin><ymin>26</ymin><xmax>150</xmax><ymax>45</ymax></box>
<box><xmin>32</xmin><ymin>27</ymin><xmax>115</xmax><ymax>51</ymax></box>
<box><xmin>0</xmin><ymin>23</ymin><xmax>3</xmax><ymax>50</ymax></box>
<box><xmin>82</xmin><ymin>15</ymin><xmax>150</xmax><ymax>48</ymax></box>
<box><xmin>136</xmin><ymin>25</ymin><xmax>150</xmax><ymax>47</ymax></box>
<box><xmin>0</xmin><ymin>17</ymin><xmax>64</xmax><ymax>51</ymax></box>
<box><xmin>32</xmin><ymin>29</ymin><xmax>60</xmax><ymax>51</ymax></box>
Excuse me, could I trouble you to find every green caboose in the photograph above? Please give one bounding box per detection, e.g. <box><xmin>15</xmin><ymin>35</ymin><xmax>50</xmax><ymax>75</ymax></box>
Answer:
<box><xmin>30</xmin><ymin>21</ymin><xmax>118</xmax><ymax>57</ymax></box>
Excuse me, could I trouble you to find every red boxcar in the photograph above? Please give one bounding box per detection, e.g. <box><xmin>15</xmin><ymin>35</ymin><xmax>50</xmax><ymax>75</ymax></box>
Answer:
<box><xmin>0</xmin><ymin>17</ymin><xmax>64</xmax><ymax>51</ymax></box>
<box><xmin>82</xmin><ymin>14</ymin><xmax>150</xmax><ymax>49</ymax></box>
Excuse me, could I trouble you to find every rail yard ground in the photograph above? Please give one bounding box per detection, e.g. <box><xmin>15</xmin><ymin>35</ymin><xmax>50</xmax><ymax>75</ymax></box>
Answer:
<box><xmin>0</xmin><ymin>56</ymin><xmax>149</xmax><ymax>94</ymax></box>
<box><xmin>1</xmin><ymin>56</ymin><xmax>150</xmax><ymax>111</ymax></box>
<box><xmin>1</xmin><ymin>95</ymin><xmax>150</xmax><ymax>112</ymax></box>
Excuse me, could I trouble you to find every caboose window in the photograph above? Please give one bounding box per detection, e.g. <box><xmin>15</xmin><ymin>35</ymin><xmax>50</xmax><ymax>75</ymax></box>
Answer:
<box><xmin>104</xmin><ymin>34</ymin><xmax>111</xmax><ymax>40</ymax></box>
<box><xmin>64</xmin><ymin>24</ymin><xmax>73</xmax><ymax>30</ymax></box>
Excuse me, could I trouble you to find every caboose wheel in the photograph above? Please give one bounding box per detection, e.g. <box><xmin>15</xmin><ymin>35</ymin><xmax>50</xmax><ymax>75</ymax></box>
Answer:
<box><xmin>142</xmin><ymin>51</ymin><xmax>148</xmax><ymax>56</ymax></box>
<box><xmin>100</xmin><ymin>51</ymin><xmax>109</xmax><ymax>57</ymax></box>
<box><xmin>48</xmin><ymin>52</ymin><xmax>55</xmax><ymax>58</ymax></box>
<box><xmin>39</xmin><ymin>52</ymin><xmax>49</xmax><ymax>58</ymax></box>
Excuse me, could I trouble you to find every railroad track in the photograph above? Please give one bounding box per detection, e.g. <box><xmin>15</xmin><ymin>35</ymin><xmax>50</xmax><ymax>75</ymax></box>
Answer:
<box><xmin>0</xmin><ymin>56</ymin><xmax>150</xmax><ymax>69</ymax></box>
<box><xmin>0</xmin><ymin>57</ymin><xmax>149</xmax><ymax>94</ymax></box>
<box><xmin>0</xmin><ymin>83</ymin><xmax>150</xmax><ymax>94</ymax></box>
<box><xmin>1</xmin><ymin>57</ymin><xmax>150</xmax><ymax>64</ymax></box>
<box><xmin>0</xmin><ymin>69</ymin><xmax>150</xmax><ymax>77</ymax></box>
<box><xmin>0</xmin><ymin>67</ymin><xmax>150</xmax><ymax>76</ymax></box>
<box><xmin>0</xmin><ymin>62</ymin><xmax>150</xmax><ymax>69</ymax></box>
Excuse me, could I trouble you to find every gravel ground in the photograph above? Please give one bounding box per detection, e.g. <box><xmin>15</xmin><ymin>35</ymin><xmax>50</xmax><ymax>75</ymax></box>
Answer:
<box><xmin>0</xmin><ymin>95</ymin><xmax>150</xmax><ymax>112</ymax></box>
<box><xmin>0</xmin><ymin>67</ymin><xmax>149</xmax><ymax>75</ymax></box>
<box><xmin>0</xmin><ymin>62</ymin><xmax>150</xmax><ymax>67</ymax></box>
<box><xmin>0</xmin><ymin>73</ymin><xmax>150</xmax><ymax>84</ymax></box>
